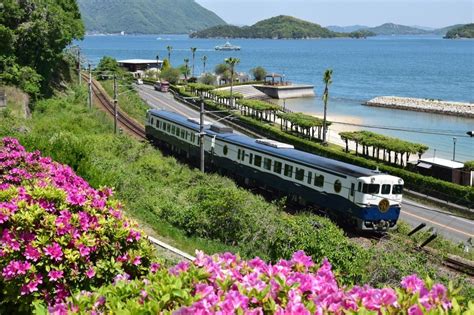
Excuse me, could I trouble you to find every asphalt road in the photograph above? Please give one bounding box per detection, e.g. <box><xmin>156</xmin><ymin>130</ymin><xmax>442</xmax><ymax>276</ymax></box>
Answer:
<box><xmin>136</xmin><ymin>84</ymin><xmax>474</xmax><ymax>247</ymax></box>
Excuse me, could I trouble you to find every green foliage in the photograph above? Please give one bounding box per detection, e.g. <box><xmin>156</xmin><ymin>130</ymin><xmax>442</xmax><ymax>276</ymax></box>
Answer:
<box><xmin>239</xmin><ymin>99</ymin><xmax>281</xmax><ymax>111</ymax></box>
<box><xmin>199</xmin><ymin>73</ymin><xmax>217</xmax><ymax>86</ymax></box>
<box><xmin>0</xmin><ymin>0</ymin><xmax>84</xmax><ymax>96</ymax></box>
<box><xmin>348</xmin><ymin>30</ymin><xmax>377</xmax><ymax>38</ymax></box>
<box><xmin>191</xmin><ymin>15</ymin><xmax>338</xmax><ymax>39</ymax></box>
<box><xmin>364</xmin><ymin>23</ymin><xmax>429</xmax><ymax>35</ymax></box>
<box><xmin>100</xmin><ymin>80</ymin><xmax>148</xmax><ymax>123</ymax></box>
<box><xmin>160</xmin><ymin>67</ymin><xmax>181</xmax><ymax>85</ymax></box>
<box><xmin>187</xmin><ymin>83</ymin><xmax>215</xmax><ymax>92</ymax></box>
<box><xmin>76</xmin><ymin>0</ymin><xmax>226</xmax><ymax>34</ymax></box>
<box><xmin>444</xmin><ymin>23</ymin><xmax>474</xmax><ymax>39</ymax></box>
<box><xmin>464</xmin><ymin>161</ymin><xmax>474</xmax><ymax>171</ymax></box>
<box><xmin>340</xmin><ymin>131</ymin><xmax>429</xmax><ymax>154</ymax></box>
<box><xmin>277</xmin><ymin>112</ymin><xmax>328</xmax><ymax>128</ymax></box>
<box><xmin>208</xmin><ymin>90</ymin><xmax>244</xmax><ymax>100</ymax></box>
<box><xmin>161</xmin><ymin>59</ymin><xmax>171</xmax><ymax>71</ymax></box>
<box><xmin>95</xmin><ymin>56</ymin><xmax>121</xmax><ymax>78</ymax></box>
<box><xmin>251</xmin><ymin>66</ymin><xmax>267</xmax><ymax>81</ymax></box>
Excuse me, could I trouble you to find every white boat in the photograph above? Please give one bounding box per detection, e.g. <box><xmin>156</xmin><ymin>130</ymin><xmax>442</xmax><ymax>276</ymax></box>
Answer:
<box><xmin>215</xmin><ymin>41</ymin><xmax>241</xmax><ymax>51</ymax></box>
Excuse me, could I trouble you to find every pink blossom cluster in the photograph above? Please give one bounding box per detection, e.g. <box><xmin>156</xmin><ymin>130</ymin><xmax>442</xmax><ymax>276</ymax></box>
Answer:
<box><xmin>0</xmin><ymin>138</ymin><xmax>154</xmax><ymax>309</ymax></box>
<box><xmin>172</xmin><ymin>251</ymin><xmax>453</xmax><ymax>314</ymax></box>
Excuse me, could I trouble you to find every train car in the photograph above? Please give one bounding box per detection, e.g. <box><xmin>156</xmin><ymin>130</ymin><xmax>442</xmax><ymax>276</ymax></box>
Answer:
<box><xmin>145</xmin><ymin>109</ymin><xmax>404</xmax><ymax>231</ymax></box>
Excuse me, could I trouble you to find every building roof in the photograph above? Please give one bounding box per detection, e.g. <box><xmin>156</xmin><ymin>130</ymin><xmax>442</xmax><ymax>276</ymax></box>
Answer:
<box><xmin>118</xmin><ymin>59</ymin><xmax>162</xmax><ymax>64</ymax></box>
<box><xmin>149</xmin><ymin>109</ymin><xmax>382</xmax><ymax>179</ymax></box>
<box><xmin>419</xmin><ymin>157</ymin><xmax>464</xmax><ymax>169</ymax></box>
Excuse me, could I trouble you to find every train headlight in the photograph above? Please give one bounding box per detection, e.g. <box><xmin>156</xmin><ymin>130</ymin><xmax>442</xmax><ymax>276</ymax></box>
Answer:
<box><xmin>398</xmin><ymin>179</ymin><xmax>403</xmax><ymax>184</ymax></box>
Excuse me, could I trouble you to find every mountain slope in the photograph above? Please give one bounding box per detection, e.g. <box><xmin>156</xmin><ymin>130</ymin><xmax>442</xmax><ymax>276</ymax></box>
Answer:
<box><xmin>433</xmin><ymin>24</ymin><xmax>466</xmax><ymax>36</ymax></box>
<box><xmin>191</xmin><ymin>15</ymin><xmax>338</xmax><ymax>39</ymax></box>
<box><xmin>77</xmin><ymin>0</ymin><xmax>226</xmax><ymax>34</ymax></box>
<box><xmin>364</xmin><ymin>23</ymin><xmax>428</xmax><ymax>35</ymax></box>
<box><xmin>326</xmin><ymin>25</ymin><xmax>368</xmax><ymax>33</ymax></box>
<box><xmin>444</xmin><ymin>24</ymin><xmax>474</xmax><ymax>39</ymax></box>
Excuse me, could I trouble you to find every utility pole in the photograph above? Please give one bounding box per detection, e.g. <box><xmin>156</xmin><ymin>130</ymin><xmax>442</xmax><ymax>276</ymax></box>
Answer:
<box><xmin>113</xmin><ymin>74</ymin><xmax>118</xmax><ymax>134</ymax></box>
<box><xmin>88</xmin><ymin>64</ymin><xmax>92</xmax><ymax>109</ymax></box>
<box><xmin>199</xmin><ymin>95</ymin><xmax>205</xmax><ymax>172</ymax></box>
<box><xmin>77</xmin><ymin>48</ymin><xmax>81</xmax><ymax>85</ymax></box>
<box><xmin>453</xmin><ymin>137</ymin><xmax>457</xmax><ymax>161</ymax></box>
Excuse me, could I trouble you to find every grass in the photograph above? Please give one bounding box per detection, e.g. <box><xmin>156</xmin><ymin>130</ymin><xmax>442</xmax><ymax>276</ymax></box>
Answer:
<box><xmin>1</xmin><ymin>85</ymin><xmax>29</xmax><ymax>119</ymax></box>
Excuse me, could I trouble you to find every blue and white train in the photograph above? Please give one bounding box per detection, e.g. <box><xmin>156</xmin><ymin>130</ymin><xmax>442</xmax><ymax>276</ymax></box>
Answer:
<box><xmin>145</xmin><ymin>109</ymin><xmax>404</xmax><ymax>231</ymax></box>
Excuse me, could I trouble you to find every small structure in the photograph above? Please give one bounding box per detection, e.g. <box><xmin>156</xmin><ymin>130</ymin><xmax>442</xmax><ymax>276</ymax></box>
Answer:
<box><xmin>252</xmin><ymin>73</ymin><xmax>315</xmax><ymax>99</ymax></box>
<box><xmin>118</xmin><ymin>59</ymin><xmax>163</xmax><ymax>78</ymax></box>
<box><xmin>264</xmin><ymin>73</ymin><xmax>286</xmax><ymax>86</ymax></box>
<box><xmin>414</xmin><ymin>157</ymin><xmax>472</xmax><ymax>186</ymax></box>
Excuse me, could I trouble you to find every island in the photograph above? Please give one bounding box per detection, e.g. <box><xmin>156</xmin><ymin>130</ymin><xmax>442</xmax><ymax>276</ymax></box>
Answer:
<box><xmin>190</xmin><ymin>15</ymin><xmax>376</xmax><ymax>39</ymax></box>
<box><xmin>444</xmin><ymin>24</ymin><xmax>474</xmax><ymax>39</ymax></box>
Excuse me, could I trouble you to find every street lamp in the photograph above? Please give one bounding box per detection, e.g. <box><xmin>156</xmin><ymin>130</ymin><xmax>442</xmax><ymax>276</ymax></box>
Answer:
<box><xmin>452</xmin><ymin>137</ymin><xmax>457</xmax><ymax>161</ymax></box>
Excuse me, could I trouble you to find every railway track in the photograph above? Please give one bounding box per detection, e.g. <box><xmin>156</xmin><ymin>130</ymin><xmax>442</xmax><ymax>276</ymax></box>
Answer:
<box><xmin>83</xmin><ymin>74</ymin><xmax>146</xmax><ymax>139</ymax></box>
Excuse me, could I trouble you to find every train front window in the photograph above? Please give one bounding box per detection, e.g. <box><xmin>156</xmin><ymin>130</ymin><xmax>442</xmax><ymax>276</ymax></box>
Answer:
<box><xmin>392</xmin><ymin>185</ymin><xmax>403</xmax><ymax>195</ymax></box>
<box><xmin>381</xmin><ymin>184</ymin><xmax>391</xmax><ymax>195</ymax></box>
<box><xmin>314</xmin><ymin>175</ymin><xmax>324</xmax><ymax>187</ymax></box>
<box><xmin>362</xmin><ymin>184</ymin><xmax>380</xmax><ymax>194</ymax></box>
<box><xmin>284</xmin><ymin>164</ymin><xmax>293</xmax><ymax>177</ymax></box>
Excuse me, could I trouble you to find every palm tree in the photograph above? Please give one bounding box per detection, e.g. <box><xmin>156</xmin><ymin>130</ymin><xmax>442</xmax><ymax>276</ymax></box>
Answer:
<box><xmin>201</xmin><ymin>55</ymin><xmax>208</xmax><ymax>74</ymax></box>
<box><xmin>322</xmin><ymin>69</ymin><xmax>333</xmax><ymax>144</ymax></box>
<box><xmin>225</xmin><ymin>57</ymin><xmax>240</xmax><ymax>107</ymax></box>
<box><xmin>190</xmin><ymin>47</ymin><xmax>197</xmax><ymax>78</ymax></box>
<box><xmin>166</xmin><ymin>46</ymin><xmax>173</xmax><ymax>63</ymax></box>
<box><xmin>184</xmin><ymin>58</ymin><xmax>190</xmax><ymax>81</ymax></box>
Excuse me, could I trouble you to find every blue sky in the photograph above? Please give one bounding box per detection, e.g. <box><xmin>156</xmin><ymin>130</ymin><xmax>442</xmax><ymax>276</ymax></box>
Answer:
<box><xmin>196</xmin><ymin>0</ymin><xmax>473</xmax><ymax>28</ymax></box>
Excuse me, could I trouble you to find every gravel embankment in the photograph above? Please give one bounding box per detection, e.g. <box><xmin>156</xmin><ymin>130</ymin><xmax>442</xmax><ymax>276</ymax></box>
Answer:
<box><xmin>365</xmin><ymin>96</ymin><xmax>474</xmax><ymax>118</ymax></box>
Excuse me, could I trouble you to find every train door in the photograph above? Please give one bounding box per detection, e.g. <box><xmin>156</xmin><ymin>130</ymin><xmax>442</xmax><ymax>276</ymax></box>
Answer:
<box><xmin>350</xmin><ymin>182</ymin><xmax>356</xmax><ymax>202</ymax></box>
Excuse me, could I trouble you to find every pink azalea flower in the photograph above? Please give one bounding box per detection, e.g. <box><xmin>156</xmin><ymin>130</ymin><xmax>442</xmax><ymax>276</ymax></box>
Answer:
<box><xmin>44</xmin><ymin>242</ymin><xmax>64</xmax><ymax>261</ymax></box>
<box><xmin>48</xmin><ymin>270</ymin><xmax>64</xmax><ymax>282</ymax></box>
<box><xmin>86</xmin><ymin>267</ymin><xmax>96</xmax><ymax>279</ymax></box>
<box><xmin>24</xmin><ymin>244</ymin><xmax>41</xmax><ymax>262</ymax></box>
<box><xmin>2</xmin><ymin>260</ymin><xmax>31</xmax><ymax>280</ymax></box>
<box><xmin>408</xmin><ymin>304</ymin><xmax>424</xmax><ymax>315</ymax></box>
<box><xmin>20</xmin><ymin>274</ymin><xmax>43</xmax><ymax>295</ymax></box>
<box><xmin>291</xmin><ymin>250</ymin><xmax>315</xmax><ymax>269</ymax></box>
<box><xmin>150</xmin><ymin>262</ymin><xmax>161</xmax><ymax>273</ymax></box>
<box><xmin>401</xmin><ymin>275</ymin><xmax>427</xmax><ymax>295</ymax></box>
<box><xmin>126</xmin><ymin>229</ymin><xmax>141</xmax><ymax>242</ymax></box>
<box><xmin>132</xmin><ymin>256</ymin><xmax>142</xmax><ymax>266</ymax></box>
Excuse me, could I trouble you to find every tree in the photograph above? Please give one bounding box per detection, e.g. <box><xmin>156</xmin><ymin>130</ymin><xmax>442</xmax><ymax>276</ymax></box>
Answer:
<box><xmin>0</xmin><ymin>0</ymin><xmax>85</xmax><ymax>96</ymax></box>
<box><xmin>322</xmin><ymin>69</ymin><xmax>333</xmax><ymax>144</ymax></box>
<box><xmin>160</xmin><ymin>67</ymin><xmax>181</xmax><ymax>84</ymax></box>
<box><xmin>225</xmin><ymin>57</ymin><xmax>240</xmax><ymax>107</ymax></box>
<box><xmin>190</xmin><ymin>47</ymin><xmax>197</xmax><ymax>78</ymax></box>
<box><xmin>183</xmin><ymin>58</ymin><xmax>190</xmax><ymax>81</ymax></box>
<box><xmin>251</xmin><ymin>66</ymin><xmax>267</xmax><ymax>81</ymax></box>
<box><xmin>200</xmin><ymin>73</ymin><xmax>216</xmax><ymax>85</ymax></box>
<box><xmin>167</xmin><ymin>46</ymin><xmax>173</xmax><ymax>64</ymax></box>
<box><xmin>161</xmin><ymin>59</ymin><xmax>171</xmax><ymax>71</ymax></box>
<box><xmin>201</xmin><ymin>55</ymin><xmax>208</xmax><ymax>74</ymax></box>
<box><xmin>96</xmin><ymin>56</ymin><xmax>120</xmax><ymax>75</ymax></box>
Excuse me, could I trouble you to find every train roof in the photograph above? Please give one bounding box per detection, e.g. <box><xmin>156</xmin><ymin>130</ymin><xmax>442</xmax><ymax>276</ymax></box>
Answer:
<box><xmin>149</xmin><ymin>109</ymin><xmax>380</xmax><ymax>178</ymax></box>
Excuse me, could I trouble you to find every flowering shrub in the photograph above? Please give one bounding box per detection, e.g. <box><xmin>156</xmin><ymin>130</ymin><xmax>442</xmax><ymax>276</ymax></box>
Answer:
<box><xmin>65</xmin><ymin>250</ymin><xmax>467</xmax><ymax>314</ymax></box>
<box><xmin>0</xmin><ymin>138</ymin><xmax>155</xmax><ymax>311</ymax></box>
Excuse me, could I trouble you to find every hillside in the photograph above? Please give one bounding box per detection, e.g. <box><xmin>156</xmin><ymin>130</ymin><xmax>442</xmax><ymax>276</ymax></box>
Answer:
<box><xmin>364</xmin><ymin>23</ymin><xmax>428</xmax><ymax>35</ymax></box>
<box><xmin>432</xmin><ymin>24</ymin><xmax>464</xmax><ymax>35</ymax></box>
<box><xmin>77</xmin><ymin>0</ymin><xmax>226</xmax><ymax>34</ymax></box>
<box><xmin>444</xmin><ymin>24</ymin><xmax>474</xmax><ymax>38</ymax></box>
<box><xmin>190</xmin><ymin>15</ymin><xmax>338</xmax><ymax>39</ymax></box>
<box><xmin>326</xmin><ymin>25</ymin><xmax>368</xmax><ymax>33</ymax></box>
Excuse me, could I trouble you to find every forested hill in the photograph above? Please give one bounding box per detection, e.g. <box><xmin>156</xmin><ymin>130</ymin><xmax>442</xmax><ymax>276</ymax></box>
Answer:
<box><xmin>364</xmin><ymin>23</ymin><xmax>428</xmax><ymax>35</ymax></box>
<box><xmin>444</xmin><ymin>24</ymin><xmax>474</xmax><ymax>38</ymax></box>
<box><xmin>190</xmin><ymin>15</ymin><xmax>339</xmax><ymax>39</ymax></box>
<box><xmin>77</xmin><ymin>0</ymin><xmax>226</xmax><ymax>34</ymax></box>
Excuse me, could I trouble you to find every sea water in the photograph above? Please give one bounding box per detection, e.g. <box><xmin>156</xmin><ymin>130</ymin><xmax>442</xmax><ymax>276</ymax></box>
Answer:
<box><xmin>77</xmin><ymin>35</ymin><xmax>474</xmax><ymax>161</ymax></box>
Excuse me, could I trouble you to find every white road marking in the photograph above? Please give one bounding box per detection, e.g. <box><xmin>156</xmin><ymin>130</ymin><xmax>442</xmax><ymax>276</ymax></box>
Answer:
<box><xmin>401</xmin><ymin>210</ymin><xmax>473</xmax><ymax>238</ymax></box>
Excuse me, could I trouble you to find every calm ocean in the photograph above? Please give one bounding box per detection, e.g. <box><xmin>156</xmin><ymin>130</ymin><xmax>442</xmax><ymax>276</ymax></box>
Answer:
<box><xmin>76</xmin><ymin>35</ymin><xmax>474</xmax><ymax>161</ymax></box>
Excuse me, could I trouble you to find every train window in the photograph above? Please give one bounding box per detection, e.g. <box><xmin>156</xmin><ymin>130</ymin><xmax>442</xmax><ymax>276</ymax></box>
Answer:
<box><xmin>263</xmin><ymin>158</ymin><xmax>272</xmax><ymax>170</ymax></box>
<box><xmin>181</xmin><ymin>130</ymin><xmax>185</xmax><ymax>138</ymax></box>
<box><xmin>191</xmin><ymin>133</ymin><xmax>195</xmax><ymax>143</ymax></box>
<box><xmin>351</xmin><ymin>183</ymin><xmax>355</xmax><ymax>196</ymax></box>
<box><xmin>273</xmin><ymin>161</ymin><xmax>282</xmax><ymax>174</ymax></box>
<box><xmin>307</xmin><ymin>171</ymin><xmax>312</xmax><ymax>184</ymax></box>
<box><xmin>334</xmin><ymin>180</ymin><xmax>342</xmax><ymax>193</ymax></box>
<box><xmin>167</xmin><ymin>124</ymin><xmax>171</xmax><ymax>132</ymax></box>
<box><xmin>241</xmin><ymin>150</ymin><xmax>245</xmax><ymax>161</ymax></box>
<box><xmin>381</xmin><ymin>184</ymin><xmax>391</xmax><ymax>195</ymax></box>
<box><xmin>249</xmin><ymin>153</ymin><xmax>253</xmax><ymax>164</ymax></box>
<box><xmin>358</xmin><ymin>182</ymin><xmax>362</xmax><ymax>192</ymax></box>
<box><xmin>171</xmin><ymin>125</ymin><xmax>175</xmax><ymax>134</ymax></box>
<box><xmin>175</xmin><ymin>127</ymin><xmax>180</xmax><ymax>136</ymax></box>
<box><xmin>156</xmin><ymin>120</ymin><xmax>160</xmax><ymax>128</ymax></box>
<box><xmin>363</xmin><ymin>184</ymin><xmax>380</xmax><ymax>194</ymax></box>
<box><xmin>392</xmin><ymin>185</ymin><xmax>403</xmax><ymax>195</ymax></box>
<box><xmin>223</xmin><ymin>145</ymin><xmax>228</xmax><ymax>155</ymax></box>
<box><xmin>238</xmin><ymin>149</ymin><xmax>241</xmax><ymax>160</ymax></box>
<box><xmin>284</xmin><ymin>164</ymin><xmax>293</xmax><ymax>177</ymax></box>
<box><xmin>314</xmin><ymin>175</ymin><xmax>324</xmax><ymax>187</ymax></box>
<box><xmin>185</xmin><ymin>131</ymin><xmax>189</xmax><ymax>140</ymax></box>
<box><xmin>295</xmin><ymin>168</ymin><xmax>304</xmax><ymax>181</ymax></box>
<box><xmin>150</xmin><ymin>118</ymin><xmax>154</xmax><ymax>125</ymax></box>
<box><xmin>254</xmin><ymin>155</ymin><xmax>262</xmax><ymax>167</ymax></box>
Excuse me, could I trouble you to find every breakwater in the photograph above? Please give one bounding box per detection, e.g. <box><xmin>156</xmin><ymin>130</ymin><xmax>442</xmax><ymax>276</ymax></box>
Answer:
<box><xmin>365</xmin><ymin>96</ymin><xmax>474</xmax><ymax>118</ymax></box>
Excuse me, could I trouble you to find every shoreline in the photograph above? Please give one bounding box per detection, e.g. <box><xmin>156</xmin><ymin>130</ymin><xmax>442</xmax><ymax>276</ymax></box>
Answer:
<box><xmin>364</xmin><ymin>96</ymin><xmax>474</xmax><ymax>118</ymax></box>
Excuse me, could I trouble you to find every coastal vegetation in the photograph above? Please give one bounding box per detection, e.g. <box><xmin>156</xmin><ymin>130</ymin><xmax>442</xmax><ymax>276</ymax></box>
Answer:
<box><xmin>444</xmin><ymin>23</ymin><xmax>474</xmax><ymax>39</ymax></box>
<box><xmin>76</xmin><ymin>0</ymin><xmax>226</xmax><ymax>34</ymax></box>
<box><xmin>191</xmin><ymin>15</ymin><xmax>339</xmax><ymax>39</ymax></box>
